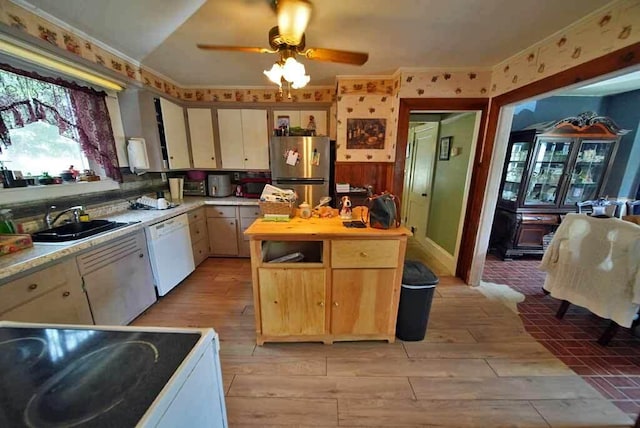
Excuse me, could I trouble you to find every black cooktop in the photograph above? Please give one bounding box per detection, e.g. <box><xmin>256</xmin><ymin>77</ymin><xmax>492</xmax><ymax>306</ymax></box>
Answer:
<box><xmin>0</xmin><ymin>327</ymin><xmax>201</xmax><ymax>427</ymax></box>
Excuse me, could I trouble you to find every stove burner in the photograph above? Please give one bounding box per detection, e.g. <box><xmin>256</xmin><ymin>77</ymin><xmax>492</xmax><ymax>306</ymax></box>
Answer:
<box><xmin>24</xmin><ymin>341</ymin><xmax>158</xmax><ymax>428</ymax></box>
<box><xmin>0</xmin><ymin>337</ymin><xmax>47</xmax><ymax>368</ymax></box>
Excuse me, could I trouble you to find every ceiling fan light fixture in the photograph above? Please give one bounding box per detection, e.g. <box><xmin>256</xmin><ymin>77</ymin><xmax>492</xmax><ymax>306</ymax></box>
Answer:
<box><xmin>277</xmin><ymin>0</ymin><xmax>312</xmax><ymax>45</ymax></box>
<box><xmin>291</xmin><ymin>74</ymin><xmax>310</xmax><ymax>89</ymax></box>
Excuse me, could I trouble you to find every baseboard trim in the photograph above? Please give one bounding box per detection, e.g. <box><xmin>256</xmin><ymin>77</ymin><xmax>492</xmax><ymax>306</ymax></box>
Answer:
<box><xmin>418</xmin><ymin>237</ymin><xmax>456</xmax><ymax>275</ymax></box>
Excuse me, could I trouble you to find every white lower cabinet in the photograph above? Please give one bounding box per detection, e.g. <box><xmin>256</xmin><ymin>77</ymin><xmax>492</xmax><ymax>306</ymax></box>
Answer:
<box><xmin>78</xmin><ymin>231</ymin><xmax>157</xmax><ymax>325</ymax></box>
<box><xmin>0</xmin><ymin>258</ymin><xmax>93</xmax><ymax>325</ymax></box>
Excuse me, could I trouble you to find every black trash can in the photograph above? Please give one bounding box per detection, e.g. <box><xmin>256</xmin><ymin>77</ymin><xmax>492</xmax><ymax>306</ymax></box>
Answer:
<box><xmin>395</xmin><ymin>260</ymin><xmax>439</xmax><ymax>341</ymax></box>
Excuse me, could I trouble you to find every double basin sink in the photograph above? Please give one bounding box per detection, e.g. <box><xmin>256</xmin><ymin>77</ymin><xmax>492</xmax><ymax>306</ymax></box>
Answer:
<box><xmin>31</xmin><ymin>220</ymin><xmax>131</xmax><ymax>243</ymax></box>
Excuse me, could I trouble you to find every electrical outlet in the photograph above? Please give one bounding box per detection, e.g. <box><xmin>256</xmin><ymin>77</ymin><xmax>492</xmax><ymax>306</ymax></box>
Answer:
<box><xmin>233</xmin><ymin>172</ymin><xmax>240</xmax><ymax>181</ymax></box>
<box><xmin>161</xmin><ymin>172</ymin><xmax>167</xmax><ymax>182</ymax></box>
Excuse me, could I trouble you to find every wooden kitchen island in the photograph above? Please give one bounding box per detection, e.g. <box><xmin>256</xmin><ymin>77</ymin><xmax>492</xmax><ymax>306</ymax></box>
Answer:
<box><xmin>244</xmin><ymin>215</ymin><xmax>412</xmax><ymax>345</ymax></box>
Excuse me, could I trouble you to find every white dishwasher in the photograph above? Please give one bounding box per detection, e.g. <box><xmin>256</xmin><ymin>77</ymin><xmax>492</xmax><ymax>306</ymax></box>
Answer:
<box><xmin>145</xmin><ymin>213</ymin><xmax>195</xmax><ymax>296</ymax></box>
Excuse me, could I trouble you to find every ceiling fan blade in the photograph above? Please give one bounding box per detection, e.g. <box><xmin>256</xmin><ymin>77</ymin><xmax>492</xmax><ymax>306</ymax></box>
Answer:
<box><xmin>277</xmin><ymin>0</ymin><xmax>313</xmax><ymax>46</ymax></box>
<box><xmin>197</xmin><ymin>44</ymin><xmax>274</xmax><ymax>54</ymax></box>
<box><xmin>300</xmin><ymin>48</ymin><xmax>369</xmax><ymax>65</ymax></box>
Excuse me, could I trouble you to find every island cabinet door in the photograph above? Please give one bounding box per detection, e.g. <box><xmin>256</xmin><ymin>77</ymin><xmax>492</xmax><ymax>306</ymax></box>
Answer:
<box><xmin>258</xmin><ymin>268</ymin><xmax>326</xmax><ymax>336</ymax></box>
<box><xmin>331</xmin><ymin>269</ymin><xmax>396</xmax><ymax>335</ymax></box>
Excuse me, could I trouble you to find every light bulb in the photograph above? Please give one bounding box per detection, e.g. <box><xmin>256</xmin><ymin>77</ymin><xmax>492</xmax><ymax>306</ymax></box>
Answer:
<box><xmin>282</xmin><ymin>57</ymin><xmax>305</xmax><ymax>83</ymax></box>
<box><xmin>291</xmin><ymin>74</ymin><xmax>310</xmax><ymax>89</ymax></box>
<box><xmin>263</xmin><ymin>63</ymin><xmax>283</xmax><ymax>86</ymax></box>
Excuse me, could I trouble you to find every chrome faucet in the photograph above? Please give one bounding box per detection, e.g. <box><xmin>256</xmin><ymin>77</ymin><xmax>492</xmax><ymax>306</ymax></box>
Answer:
<box><xmin>44</xmin><ymin>205</ymin><xmax>85</xmax><ymax>229</ymax></box>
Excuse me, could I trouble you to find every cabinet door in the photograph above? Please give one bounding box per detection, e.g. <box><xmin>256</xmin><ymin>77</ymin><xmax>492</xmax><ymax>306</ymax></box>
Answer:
<box><xmin>83</xmin><ymin>249</ymin><xmax>156</xmax><ymax>325</ymax></box>
<box><xmin>523</xmin><ymin>139</ymin><xmax>572</xmax><ymax>207</ymax></box>
<box><xmin>187</xmin><ymin>108</ymin><xmax>217</xmax><ymax>169</ymax></box>
<box><xmin>207</xmin><ymin>217</ymin><xmax>239</xmax><ymax>255</ymax></box>
<box><xmin>1</xmin><ymin>284</ymin><xmax>93</xmax><ymax>325</ymax></box>
<box><xmin>217</xmin><ymin>109</ymin><xmax>245</xmax><ymax>169</ymax></box>
<box><xmin>331</xmin><ymin>269</ymin><xmax>396</xmax><ymax>335</ymax></box>
<box><xmin>562</xmin><ymin>139</ymin><xmax>616</xmax><ymax>206</ymax></box>
<box><xmin>258</xmin><ymin>268</ymin><xmax>326</xmax><ymax>336</ymax></box>
<box><xmin>241</xmin><ymin>109</ymin><xmax>269</xmax><ymax>169</ymax></box>
<box><xmin>160</xmin><ymin>98</ymin><xmax>190</xmax><ymax>169</ymax></box>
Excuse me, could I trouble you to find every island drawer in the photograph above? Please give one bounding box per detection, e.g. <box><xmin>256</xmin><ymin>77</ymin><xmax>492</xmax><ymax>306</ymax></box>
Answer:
<box><xmin>206</xmin><ymin>206</ymin><xmax>237</xmax><ymax>218</ymax></box>
<box><xmin>331</xmin><ymin>240</ymin><xmax>400</xmax><ymax>268</ymax></box>
<box><xmin>0</xmin><ymin>259</ymin><xmax>77</xmax><ymax>313</ymax></box>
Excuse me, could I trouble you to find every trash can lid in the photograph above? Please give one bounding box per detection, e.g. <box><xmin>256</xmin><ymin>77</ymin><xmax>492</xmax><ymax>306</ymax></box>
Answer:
<box><xmin>402</xmin><ymin>260</ymin><xmax>439</xmax><ymax>286</ymax></box>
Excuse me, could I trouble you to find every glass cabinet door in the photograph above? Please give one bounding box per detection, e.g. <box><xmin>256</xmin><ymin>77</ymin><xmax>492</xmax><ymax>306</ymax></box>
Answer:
<box><xmin>501</xmin><ymin>141</ymin><xmax>530</xmax><ymax>202</ymax></box>
<box><xmin>563</xmin><ymin>140</ymin><xmax>615</xmax><ymax>205</ymax></box>
<box><xmin>524</xmin><ymin>140</ymin><xmax>571</xmax><ymax>205</ymax></box>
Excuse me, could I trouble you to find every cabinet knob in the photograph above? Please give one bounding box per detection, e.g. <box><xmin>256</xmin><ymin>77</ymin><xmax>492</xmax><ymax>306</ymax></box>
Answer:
<box><xmin>211</xmin><ymin>157</ymin><xmax>214</xmax><ymax>160</ymax></box>
<box><xmin>28</xmin><ymin>283</ymin><xmax>38</xmax><ymax>291</ymax></box>
<box><xmin>359</xmin><ymin>252</ymin><xmax>368</xmax><ymax>257</ymax></box>
<box><xmin>318</xmin><ymin>301</ymin><xmax>325</xmax><ymax>307</ymax></box>
<box><xmin>139</xmin><ymin>253</ymin><xmax>144</xmax><ymax>258</ymax></box>
<box><xmin>421</xmin><ymin>193</ymin><xmax>427</xmax><ymax>197</ymax></box>
<box><xmin>170</xmin><ymin>156</ymin><xmax>174</xmax><ymax>159</ymax></box>
<box><xmin>62</xmin><ymin>291</ymin><xmax>70</xmax><ymax>298</ymax></box>
<box><xmin>333</xmin><ymin>301</ymin><xmax>339</xmax><ymax>307</ymax></box>
<box><xmin>274</xmin><ymin>300</ymin><xmax>278</xmax><ymax>304</ymax></box>
<box><xmin>244</xmin><ymin>158</ymin><xmax>248</xmax><ymax>161</ymax></box>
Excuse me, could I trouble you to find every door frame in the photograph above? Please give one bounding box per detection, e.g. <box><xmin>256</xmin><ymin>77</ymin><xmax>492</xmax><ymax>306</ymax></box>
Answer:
<box><xmin>394</xmin><ymin>41</ymin><xmax>640</xmax><ymax>283</ymax></box>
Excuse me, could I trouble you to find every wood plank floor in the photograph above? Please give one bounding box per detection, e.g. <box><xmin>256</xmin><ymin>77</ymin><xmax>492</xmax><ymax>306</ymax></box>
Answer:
<box><xmin>133</xmin><ymin>258</ymin><xmax>634</xmax><ymax>427</ymax></box>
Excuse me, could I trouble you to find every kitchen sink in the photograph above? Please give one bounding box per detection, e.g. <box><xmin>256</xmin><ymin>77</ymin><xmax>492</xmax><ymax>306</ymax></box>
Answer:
<box><xmin>31</xmin><ymin>220</ymin><xmax>131</xmax><ymax>243</ymax></box>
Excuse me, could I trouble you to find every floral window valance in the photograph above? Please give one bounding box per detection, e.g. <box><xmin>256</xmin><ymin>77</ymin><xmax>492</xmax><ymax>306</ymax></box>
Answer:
<box><xmin>0</xmin><ymin>63</ymin><xmax>121</xmax><ymax>181</ymax></box>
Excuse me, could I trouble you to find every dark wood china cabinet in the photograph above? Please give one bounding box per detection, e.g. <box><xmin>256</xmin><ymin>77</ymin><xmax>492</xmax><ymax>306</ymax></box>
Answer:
<box><xmin>490</xmin><ymin>112</ymin><xmax>629</xmax><ymax>260</ymax></box>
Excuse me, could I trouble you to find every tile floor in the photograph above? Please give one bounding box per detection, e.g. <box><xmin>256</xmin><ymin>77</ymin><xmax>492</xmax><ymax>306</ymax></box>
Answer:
<box><xmin>482</xmin><ymin>254</ymin><xmax>640</xmax><ymax>418</ymax></box>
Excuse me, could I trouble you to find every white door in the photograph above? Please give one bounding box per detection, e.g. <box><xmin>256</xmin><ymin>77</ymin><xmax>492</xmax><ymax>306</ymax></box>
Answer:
<box><xmin>187</xmin><ymin>108</ymin><xmax>216</xmax><ymax>169</ymax></box>
<box><xmin>241</xmin><ymin>109</ymin><xmax>269</xmax><ymax>169</ymax></box>
<box><xmin>217</xmin><ymin>109</ymin><xmax>245</xmax><ymax>169</ymax></box>
<box><xmin>160</xmin><ymin>98</ymin><xmax>190</xmax><ymax>169</ymax></box>
<box><xmin>406</xmin><ymin>122</ymin><xmax>438</xmax><ymax>248</ymax></box>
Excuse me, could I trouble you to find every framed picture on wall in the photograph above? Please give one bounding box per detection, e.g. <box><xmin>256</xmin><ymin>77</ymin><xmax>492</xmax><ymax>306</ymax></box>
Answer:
<box><xmin>346</xmin><ymin>118</ymin><xmax>386</xmax><ymax>149</ymax></box>
<box><xmin>439</xmin><ymin>136</ymin><xmax>452</xmax><ymax>161</ymax></box>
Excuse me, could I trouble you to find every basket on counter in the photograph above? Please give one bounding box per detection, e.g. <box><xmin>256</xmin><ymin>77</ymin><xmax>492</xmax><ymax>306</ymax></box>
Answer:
<box><xmin>259</xmin><ymin>200</ymin><xmax>296</xmax><ymax>218</ymax></box>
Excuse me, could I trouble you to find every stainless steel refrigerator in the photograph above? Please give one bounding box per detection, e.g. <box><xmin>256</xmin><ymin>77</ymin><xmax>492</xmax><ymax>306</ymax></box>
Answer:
<box><xmin>269</xmin><ymin>136</ymin><xmax>330</xmax><ymax>206</ymax></box>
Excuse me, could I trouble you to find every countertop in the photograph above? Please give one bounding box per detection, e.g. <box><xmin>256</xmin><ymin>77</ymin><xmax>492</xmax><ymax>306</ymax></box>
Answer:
<box><xmin>244</xmin><ymin>215</ymin><xmax>412</xmax><ymax>239</ymax></box>
<box><xmin>0</xmin><ymin>196</ymin><xmax>258</xmax><ymax>282</ymax></box>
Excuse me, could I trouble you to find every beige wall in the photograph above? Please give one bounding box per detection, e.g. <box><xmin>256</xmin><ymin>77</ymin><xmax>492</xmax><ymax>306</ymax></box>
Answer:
<box><xmin>426</xmin><ymin>113</ymin><xmax>476</xmax><ymax>255</ymax></box>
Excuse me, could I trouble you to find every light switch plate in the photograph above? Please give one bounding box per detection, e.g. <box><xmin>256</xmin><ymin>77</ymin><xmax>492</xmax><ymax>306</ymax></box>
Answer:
<box><xmin>161</xmin><ymin>172</ymin><xmax>167</xmax><ymax>182</ymax></box>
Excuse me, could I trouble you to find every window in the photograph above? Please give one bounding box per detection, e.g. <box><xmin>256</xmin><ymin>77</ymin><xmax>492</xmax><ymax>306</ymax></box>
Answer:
<box><xmin>0</xmin><ymin>64</ymin><xmax>121</xmax><ymax>190</ymax></box>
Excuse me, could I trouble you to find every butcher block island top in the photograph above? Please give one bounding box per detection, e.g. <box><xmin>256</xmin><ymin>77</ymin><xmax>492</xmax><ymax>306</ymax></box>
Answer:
<box><xmin>244</xmin><ymin>216</ymin><xmax>412</xmax><ymax>345</ymax></box>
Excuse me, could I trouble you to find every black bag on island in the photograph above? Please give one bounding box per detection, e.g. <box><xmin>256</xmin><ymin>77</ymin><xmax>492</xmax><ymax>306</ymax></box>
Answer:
<box><xmin>366</xmin><ymin>192</ymin><xmax>400</xmax><ymax>229</ymax></box>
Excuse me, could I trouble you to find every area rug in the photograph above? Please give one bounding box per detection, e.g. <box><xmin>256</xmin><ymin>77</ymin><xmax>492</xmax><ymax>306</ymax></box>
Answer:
<box><xmin>474</xmin><ymin>281</ymin><xmax>525</xmax><ymax>314</ymax></box>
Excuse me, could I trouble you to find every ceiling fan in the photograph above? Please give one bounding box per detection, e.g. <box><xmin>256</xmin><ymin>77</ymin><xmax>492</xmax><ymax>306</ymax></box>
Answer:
<box><xmin>197</xmin><ymin>0</ymin><xmax>369</xmax><ymax>88</ymax></box>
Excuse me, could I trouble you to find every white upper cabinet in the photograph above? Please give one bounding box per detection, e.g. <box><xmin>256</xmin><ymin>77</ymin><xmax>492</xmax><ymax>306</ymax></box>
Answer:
<box><xmin>160</xmin><ymin>98</ymin><xmax>190</xmax><ymax>169</ymax></box>
<box><xmin>273</xmin><ymin>110</ymin><xmax>328</xmax><ymax>136</ymax></box>
<box><xmin>218</xmin><ymin>109</ymin><xmax>269</xmax><ymax>170</ymax></box>
<box><xmin>187</xmin><ymin>108</ymin><xmax>217</xmax><ymax>169</ymax></box>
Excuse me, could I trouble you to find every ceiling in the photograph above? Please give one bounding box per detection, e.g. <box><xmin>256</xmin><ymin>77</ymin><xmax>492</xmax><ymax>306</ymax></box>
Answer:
<box><xmin>24</xmin><ymin>0</ymin><xmax>611</xmax><ymax>87</ymax></box>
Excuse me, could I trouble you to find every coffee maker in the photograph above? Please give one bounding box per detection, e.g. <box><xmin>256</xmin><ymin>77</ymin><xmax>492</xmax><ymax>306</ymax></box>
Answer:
<box><xmin>207</xmin><ymin>174</ymin><xmax>232</xmax><ymax>197</ymax></box>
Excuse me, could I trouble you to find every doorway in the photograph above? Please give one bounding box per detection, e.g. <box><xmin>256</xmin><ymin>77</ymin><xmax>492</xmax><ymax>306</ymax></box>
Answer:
<box><xmin>402</xmin><ymin>111</ymin><xmax>482</xmax><ymax>275</ymax></box>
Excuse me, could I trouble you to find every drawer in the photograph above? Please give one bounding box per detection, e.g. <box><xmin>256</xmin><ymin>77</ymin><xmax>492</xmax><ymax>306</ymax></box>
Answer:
<box><xmin>522</xmin><ymin>214</ymin><xmax>558</xmax><ymax>224</ymax></box>
<box><xmin>206</xmin><ymin>206</ymin><xmax>237</xmax><ymax>218</ymax></box>
<box><xmin>188</xmin><ymin>207</ymin><xmax>206</xmax><ymax>223</ymax></box>
<box><xmin>239</xmin><ymin>205</ymin><xmax>261</xmax><ymax>218</ymax></box>
<box><xmin>192</xmin><ymin>237</ymin><xmax>209</xmax><ymax>266</ymax></box>
<box><xmin>189</xmin><ymin>218</ymin><xmax>208</xmax><ymax>243</ymax></box>
<box><xmin>0</xmin><ymin>258</ymin><xmax>78</xmax><ymax>313</ymax></box>
<box><xmin>331</xmin><ymin>240</ymin><xmax>400</xmax><ymax>268</ymax></box>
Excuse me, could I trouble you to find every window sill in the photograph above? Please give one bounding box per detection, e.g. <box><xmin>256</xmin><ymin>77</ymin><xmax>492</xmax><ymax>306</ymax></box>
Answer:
<box><xmin>0</xmin><ymin>180</ymin><xmax>120</xmax><ymax>204</ymax></box>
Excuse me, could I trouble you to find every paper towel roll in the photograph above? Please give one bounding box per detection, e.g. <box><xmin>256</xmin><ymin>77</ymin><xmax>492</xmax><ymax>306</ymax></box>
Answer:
<box><xmin>169</xmin><ymin>178</ymin><xmax>183</xmax><ymax>202</ymax></box>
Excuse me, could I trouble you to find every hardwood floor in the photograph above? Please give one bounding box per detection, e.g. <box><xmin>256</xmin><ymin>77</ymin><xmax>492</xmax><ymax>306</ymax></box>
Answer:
<box><xmin>133</xmin><ymin>258</ymin><xmax>634</xmax><ymax>427</ymax></box>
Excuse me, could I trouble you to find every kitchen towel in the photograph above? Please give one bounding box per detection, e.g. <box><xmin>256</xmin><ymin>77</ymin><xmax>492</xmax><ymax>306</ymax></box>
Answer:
<box><xmin>169</xmin><ymin>178</ymin><xmax>184</xmax><ymax>202</ymax></box>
